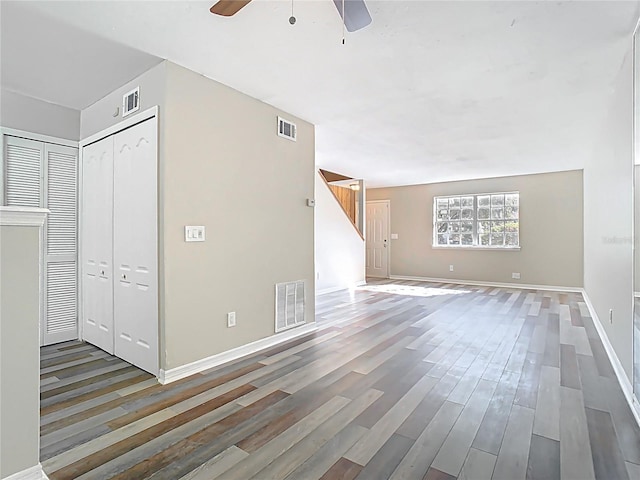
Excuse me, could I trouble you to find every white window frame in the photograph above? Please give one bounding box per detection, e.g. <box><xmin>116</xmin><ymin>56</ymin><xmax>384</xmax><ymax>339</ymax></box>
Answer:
<box><xmin>432</xmin><ymin>191</ymin><xmax>521</xmax><ymax>250</ymax></box>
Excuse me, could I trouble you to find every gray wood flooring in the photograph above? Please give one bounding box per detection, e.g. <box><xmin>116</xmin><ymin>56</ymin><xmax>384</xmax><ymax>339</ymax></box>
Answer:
<box><xmin>40</xmin><ymin>279</ymin><xmax>640</xmax><ymax>479</ymax></box>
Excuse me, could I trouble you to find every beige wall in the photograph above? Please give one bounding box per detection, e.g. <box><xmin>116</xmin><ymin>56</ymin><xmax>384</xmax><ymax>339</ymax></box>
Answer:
<box><xmin>0</xmin><ymin>224</ymin><xmax>41</xmax><ymax>478</ymax></box>
<box><xmin>78</xmin><ymin>60</ymin><xmax>315</xmax><ymax>372</ymax></box>
<box><xmin>161</xmin><ymin>62</ymin><xmax>315</xmax><ymax>369</ymax></box>
<box><xmin>367</xmin><ymin>170</ymin><xmax>583</xmax><ymax>288</ymax></box>
<box><xmin>584</xmin><ymin>43</ymin><xmax>634</xmax><ymax>379</ymax></box>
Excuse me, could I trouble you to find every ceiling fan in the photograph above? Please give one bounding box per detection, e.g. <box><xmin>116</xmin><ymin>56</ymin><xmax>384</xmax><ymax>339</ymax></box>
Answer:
<box><xmin>210</xmin><ymin>0</ymin><xmax>372</xmax><ymax>32</ymax></box>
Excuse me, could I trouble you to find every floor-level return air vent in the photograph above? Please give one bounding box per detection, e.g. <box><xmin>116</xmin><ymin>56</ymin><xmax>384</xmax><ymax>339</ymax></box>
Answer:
<box><xmin>277</xmin><ymin>116</ymin><xmax>296</xmax><ymax>141</ymax></box>
<box><xmin>275</xmin><ymin>280</ymin><xmax>305</xmax><ymax>332</ymax></box>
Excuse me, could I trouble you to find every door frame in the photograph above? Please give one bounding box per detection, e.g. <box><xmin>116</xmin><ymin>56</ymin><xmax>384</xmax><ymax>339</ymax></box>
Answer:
<box><xmin>0</xmin><ymin>127</ymin><xmax>79</xmax><ymax>345</ymax></box>
<box><xmin>366</xmin><ymin>199</ymin><xmax>391</xmax><ymax>279</ymax></box>
<box><xmin>78</xmin><ymin>106</ymin><xmax>159</xmax><ymax>358</ymax></box>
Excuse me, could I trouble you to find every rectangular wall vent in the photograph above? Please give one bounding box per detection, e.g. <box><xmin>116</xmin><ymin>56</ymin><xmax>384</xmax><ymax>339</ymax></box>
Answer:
<box><xmin>275</xmin><ymin>280</ymin><xmax>305</xmax><ymax>332</ymax></box>
<box><xmin>277</xmin><ymin>116</ymin><xmax>297</xmax><ymax>141</ymax></box>
<box><xmin>123</xmin><ymin>87</ymin><xmax>140</xmax><ymax>117</ymax></box>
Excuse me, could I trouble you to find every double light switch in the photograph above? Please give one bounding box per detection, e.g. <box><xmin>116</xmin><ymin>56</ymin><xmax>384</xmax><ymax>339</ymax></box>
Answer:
<box><xmin>185</xmin><ymin>226</ymin><xmax>205</xmax><ymax>242</ymax></box>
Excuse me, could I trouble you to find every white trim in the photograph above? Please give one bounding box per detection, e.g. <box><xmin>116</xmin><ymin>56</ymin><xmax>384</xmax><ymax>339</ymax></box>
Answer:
<box><xmin>77</xmin><ymin>140</ymin><xmax>85</xmax><ymax>343</ymax></box>
<box><xmin>316</xmin><ymin>280</ymin><xmax>366</xmax><ymax>296</ymax></box>
<box><xmin>581</xmin><ymin>289</ymin><xmax>640</xmax><ymax>428</ymax></box>
<box><xmin>0</xmin><ymin>207</ymin><xmax>48</xmax><ymax>226</ymax></box>
<box><xmin>388</xmin><ymin>275</ymin><xmax>583</xmax><ymax>293</ymax></box>
<box><xmin>158</xmin><ymin>323</ymin><xmax>318</xmax><ymax>384</ymax></box>
<box><xmin>80</xmin><ymin>106</ymin><xmax>158</xmax><ymax>147</ymax></box>
<box><xmin>431</xmin><ymin>246</ymin><xmax>521</xmax><ymax>252</ymax></box>
<box><xmin>633</xmin><ymin>20</ymin><xmax>639</xmax><ymax>409</ymax></box>
<box><xmin>0</xmin><ymin>127</ymin><xmax>78</xmax><ymax>147</ymax></box>
<box><xmin>316</xmin><ymin>286</ymin><xmax>347</xmax><ymax>295</ymax></box>
<box><xmin>1</xmin><ymin>464</ymin><xmax>49</xmax><ymax>480</ymax></box>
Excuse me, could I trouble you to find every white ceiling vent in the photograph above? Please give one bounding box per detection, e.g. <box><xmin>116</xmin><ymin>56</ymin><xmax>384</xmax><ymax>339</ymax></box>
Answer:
<box><xmin>277</xmin><ymin>116</ymin><xmax>296</xmax><ymax>142</ymax></box>
<box><xmin>275</xmin><ymin>280</ymin><xmax>305</xmax><ymax>333</ymax></box>
<box><xmin>122</xmin><ymin>87</ymin><xmax>140</xmax><ymax>117</ymax></box>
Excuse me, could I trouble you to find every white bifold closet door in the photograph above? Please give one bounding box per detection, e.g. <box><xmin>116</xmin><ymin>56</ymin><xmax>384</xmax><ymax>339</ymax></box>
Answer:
<box><xmin>113</xmin><ymin>119</ymin><xmax>158</xmax><ymax>375</ymax></box>
<box><xmin>81</xmin><ymin>117</ymin><xmax>158</xmax><ymax>375</ymax></box>
<box><xmin>81</xmin><ymin>136</ymin><xmax>115</xmax><ymax>354</ymax></box>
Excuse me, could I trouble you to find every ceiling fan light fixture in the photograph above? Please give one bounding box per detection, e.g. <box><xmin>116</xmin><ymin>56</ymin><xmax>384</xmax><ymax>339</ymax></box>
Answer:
<box><xmin>331</xmin><ymin>0</ymin><xmax>372</xmax><ymax>32</ymax></box>
<box><xmin>210</xmin><ymin>0</ymin><xmax>252</xmax><ymax>17</ymax></box>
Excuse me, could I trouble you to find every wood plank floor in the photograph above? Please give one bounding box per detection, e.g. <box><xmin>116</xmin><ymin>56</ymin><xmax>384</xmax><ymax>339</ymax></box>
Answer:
<box><xmin>41</xmin><ymin>279</ymin><xmax>640</xmax><ymax>479</ymax></box>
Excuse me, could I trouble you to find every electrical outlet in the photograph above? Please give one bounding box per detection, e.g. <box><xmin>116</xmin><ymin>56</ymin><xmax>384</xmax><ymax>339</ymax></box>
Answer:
<box><xmin>227</xmin><ymin>312</ymin><xmax>236</xmax><ymax>328</ymax></box>
<box><xmin>449</xmin><ymin>265</ymin><xmax>454</xmax><ymax>272</ymax></box>
<box><xmin>609</xmin><ymin>309</ymin><xmax>613</xmax><ymax>324</ymax></box>
<box><xmin>512</xmin><ymin>272</ymin><xmax>521</xmax><ymax>280</ymax></box>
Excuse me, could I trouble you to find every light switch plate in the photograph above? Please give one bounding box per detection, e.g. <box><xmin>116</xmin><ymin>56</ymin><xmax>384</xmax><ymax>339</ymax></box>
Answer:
<box><xmin>185</xmin><ymin>226</ymin><xmax>205</xmax><ymax>242</ymax></box>
<box><xmin>391</xmin><ymin>233</ymin><xmax>399</xmax><ymax>240</ymax></box>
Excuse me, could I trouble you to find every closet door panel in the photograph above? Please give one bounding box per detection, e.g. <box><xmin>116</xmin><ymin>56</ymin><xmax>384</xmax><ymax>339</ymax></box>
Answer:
<box><xmin>81</xmin><ymin>137</ymin><xmax>114</xmax><ymax>354</ymax></box>
<box><xmin>44</xmin><ymin>144</ymin><xmax>79</xmax><ymax>344</ymax></box>
<box><xmin>113</xmin><ymin>118</ymin><xmax>158</xmax><ymax>375</ymax></box>
<box><xmin>4</xmin><ymin>136</ymin><xmax>43</xmax><ymax>207</ymax></box>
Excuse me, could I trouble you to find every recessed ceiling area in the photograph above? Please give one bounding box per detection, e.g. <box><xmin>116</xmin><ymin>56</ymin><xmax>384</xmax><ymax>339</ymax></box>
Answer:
<box><xmin>2</xmin><ymin>1</ymin><xmax>639</xmax><ymax>187</ymax></box>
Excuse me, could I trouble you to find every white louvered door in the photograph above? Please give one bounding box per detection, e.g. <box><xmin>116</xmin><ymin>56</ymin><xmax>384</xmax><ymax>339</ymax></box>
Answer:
<box><xmin>3</xmin><ymin>135</ymin><xmax>79</xmax><ymax>345</ymax></box>
<box><xmin>44</xmin><ymin>144</ymin><xmax>79</xmax><ymax>344</ymax></box>
<box><xmin>4</xmin><ymin>137</ymin><xmax>43</xmax><ymax>207</ymax></box>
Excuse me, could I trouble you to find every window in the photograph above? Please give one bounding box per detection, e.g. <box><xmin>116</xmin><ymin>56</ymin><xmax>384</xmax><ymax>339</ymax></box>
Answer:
<box><xmin>434</xmin><ymin>192</ymin><xmax>519</xmax><ymax>248</ymax></box>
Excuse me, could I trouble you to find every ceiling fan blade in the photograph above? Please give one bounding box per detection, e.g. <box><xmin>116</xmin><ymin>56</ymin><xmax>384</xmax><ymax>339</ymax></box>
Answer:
<box><xmin>210</xmin><ymin>0</ymin><xmax>252</xmax><ymax>17</ymax></box>
<box><xmin>332</xmin><ymin>0</ymin><xmax>372</xmax><ymax>32</ymax></box>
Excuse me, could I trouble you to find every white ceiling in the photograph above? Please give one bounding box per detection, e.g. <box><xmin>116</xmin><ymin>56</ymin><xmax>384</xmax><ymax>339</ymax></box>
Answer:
<box><xmin>0</xmin><ymin>2</ymin><xmax>162</xmax><ymax>111</ymax></box>
<box><xmin>2</xmin><ymin>1</ymin><xmax>639</xmax><ymax>187</ymax></box>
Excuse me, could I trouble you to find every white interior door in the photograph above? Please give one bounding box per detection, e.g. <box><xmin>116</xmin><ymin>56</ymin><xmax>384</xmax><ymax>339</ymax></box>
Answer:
<box><xmin>366</xmin><ymin>200</ymin><xmax>390</xmax><ymax>278</ymax></box>
<box><xmin>81</xmin><ymin>136</ymin><xmax>114</xmax><ymax>354</ymax></box>
<box><xmin>113</xmin><ymin>118</ymin><xmax>158</xmax><ymax>375</ymax></box>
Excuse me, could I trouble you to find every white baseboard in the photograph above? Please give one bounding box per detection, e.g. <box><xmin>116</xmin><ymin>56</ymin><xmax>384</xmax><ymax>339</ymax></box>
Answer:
<box><xmin>158</xmin><ymin>323</ymin><xmax>318</xmax><ymax>384</ymax></box>
<box><xmin>316</xmin><ymin>286</ymin><xmax>348</xmax><ymax>295</ymax></box>
<box><xmin>2</xmin><ymin>464</ymin><xmax>49</xmax><ymax>480</ymax></box>
<box><xmin>388</xmin><ymin>275</ymin><xmax>583</xmax><ymax>293</ymax></box>
<box><xmin>581</xmin><ymin>289</ymin><xmax>640</xmax><ymax>428</ymax></box>
<box><xmin>316</xmin><ymin>280</ymin><xmax>366</xmax><ymax>296</ymax></box>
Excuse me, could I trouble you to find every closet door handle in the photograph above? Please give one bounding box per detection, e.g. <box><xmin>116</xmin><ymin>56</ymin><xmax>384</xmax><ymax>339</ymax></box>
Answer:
<box><xmin>122</xmin><ymin>274</ymin><xmax>127</xmax><ymax>280</ymax></box>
